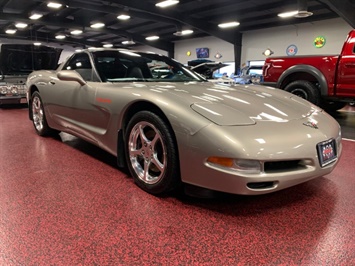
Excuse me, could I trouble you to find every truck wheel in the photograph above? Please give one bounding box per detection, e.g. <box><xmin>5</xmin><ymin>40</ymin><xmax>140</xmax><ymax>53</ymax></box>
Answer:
<box><xmin>321</xmin><ymin>101</ymin><xmax>346</xmax><ymax>112</ymax></box>
<box><xmin>284</xmin><ymin>80</ymin><xmax>320</xmax><ymax>106</ymax></box>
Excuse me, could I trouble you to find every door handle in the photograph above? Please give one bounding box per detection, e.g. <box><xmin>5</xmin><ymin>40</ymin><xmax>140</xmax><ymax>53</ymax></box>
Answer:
<box><xmin>49</xmin><ymin>80</ymin><xmax>56</xmax><ymax>85</ymax></box>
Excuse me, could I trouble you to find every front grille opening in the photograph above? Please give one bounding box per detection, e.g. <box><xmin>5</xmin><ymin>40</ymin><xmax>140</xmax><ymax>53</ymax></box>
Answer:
<box><xmin>264</xmin><ymin>160</ymin><xmax>302</xmax><ymax>172</ymax></box>
<box><xmin>247</xmin><ymin>182</ymin><xmax>276</xmax><ymax>190</ymax></box>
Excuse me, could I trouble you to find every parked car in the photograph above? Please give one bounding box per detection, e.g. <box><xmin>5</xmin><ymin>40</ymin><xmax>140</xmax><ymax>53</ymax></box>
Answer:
<box><xmin>0</xmin><ymin>44</ymin><xmax>61</xmax><ymax>105</ymax></box>
<box><xmin>26</xmin><ymin>49</ymin><xmax>342</xmax><ymax>196</ymax></box>
<box><xmin>235</xmin><ymin>65</ymin><xmax>263</xmax><ymax>84</ymax></box>
<box><xmin>263</xmin><ymin>30</ymin><xmax>355</xmax><ymax>111</ymax></box>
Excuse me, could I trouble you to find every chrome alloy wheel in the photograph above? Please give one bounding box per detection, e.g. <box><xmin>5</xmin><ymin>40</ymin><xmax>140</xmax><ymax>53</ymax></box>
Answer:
<box><xmin>32</xmin><ymin>95</ymin><xmax>44</xmax><ymax>132</ymax></box>
<box><xmin>128</xmin><ymin>121</ymin><xmax>167</xmax><ymax>185</ymax></box>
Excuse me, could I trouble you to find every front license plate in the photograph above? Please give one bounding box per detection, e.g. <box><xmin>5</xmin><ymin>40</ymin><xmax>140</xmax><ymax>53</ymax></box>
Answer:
<box><xmin>317</xmin><ymin>139</ymin><xmax>337</xmax><ymax>167</ymax></box>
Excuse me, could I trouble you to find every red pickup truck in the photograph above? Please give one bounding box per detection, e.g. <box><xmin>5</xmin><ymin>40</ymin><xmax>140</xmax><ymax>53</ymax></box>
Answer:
<box><xmin>262</xmin><ymin>30</ymin><xmax>355</xmax><ymax>111</ymax></box>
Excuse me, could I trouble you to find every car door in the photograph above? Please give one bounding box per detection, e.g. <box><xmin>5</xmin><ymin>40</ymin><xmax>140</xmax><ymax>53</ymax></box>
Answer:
<box><xmin>46</xmin><ymin>52</ymin><xmax>102</xmax><ymax>142</ymax></box>
<box><xmin>336</xmin><ymin>36</ymin><xmax>355</xmax><ymax>97</ymax></box>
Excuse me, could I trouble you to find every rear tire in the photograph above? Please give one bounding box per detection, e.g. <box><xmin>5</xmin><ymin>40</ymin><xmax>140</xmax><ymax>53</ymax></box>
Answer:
<box><xmin>284</xmin><ymin>80</ymin><xmax>321</xmax><ymax>106</ymax></box>
<box><xmin>125</xmin><ymin>111</ymin><xmax>180</xmax><ymax>195</ymax></box>
<box><xmin>31</xmin><ymin>92</ymin><xmax>58</xmax><ymax>136</ymax></box>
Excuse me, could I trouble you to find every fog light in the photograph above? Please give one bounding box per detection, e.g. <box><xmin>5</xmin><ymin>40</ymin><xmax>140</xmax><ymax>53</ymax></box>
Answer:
<box><xmin>207</xmin><ymin>157</ymin><xmax>261</xmax><ymax>174</ymax></box>
<box><xmin>234</xmin><ymin>159</ymin><xmax>261</xmax><ymax>173</ymax></box>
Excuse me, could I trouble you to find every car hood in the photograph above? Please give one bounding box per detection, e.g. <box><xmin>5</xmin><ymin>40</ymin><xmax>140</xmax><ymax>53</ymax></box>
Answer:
<box><xmin>148</xmin><ymin>82</ymin><xmax>320</xmax><ymax>126</ymax></box>
<box><xmin>0</xmin><ymin>44</ymin><xmax>62</xmax><ymax>75</ymax></box>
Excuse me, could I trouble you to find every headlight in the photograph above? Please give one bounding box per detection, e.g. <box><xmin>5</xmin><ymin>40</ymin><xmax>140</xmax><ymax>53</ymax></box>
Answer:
<box><xmin>11</xmin><ymin>86</ymin><xmax>18</xmax><ymax>94</ymax></box>
<box><xmin>1</xmin><ymin>86</ymin><xmax>8</xmax><ymax>94</ymax></box>
<box><xmin>207</xmin><ymin>157</ymin><xmax>261</xmax><ymax>174</ymax></box>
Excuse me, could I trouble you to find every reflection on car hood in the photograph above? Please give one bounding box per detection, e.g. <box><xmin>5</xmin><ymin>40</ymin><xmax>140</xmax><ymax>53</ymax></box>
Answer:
<box><xmin>147</xmin><ymin>82</ymin><xmax>319</xmax><ymax>125</ymax></box>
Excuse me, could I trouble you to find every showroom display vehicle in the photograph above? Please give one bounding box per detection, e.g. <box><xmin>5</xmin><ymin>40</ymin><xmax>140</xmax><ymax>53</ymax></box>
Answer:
<box><xmin>26</xmin><ymin>49</ymin><xmax>342</xmax><ymax>196</ymax></box>
<box><xmin>0</xmin><ymin>44</ymin><xmax>62</xmax><ymax>105</ymax></box>
<box><xmin>263</xmin><ymin>30</ymin><xmax>355</xmax><ymax>111</ymax></box>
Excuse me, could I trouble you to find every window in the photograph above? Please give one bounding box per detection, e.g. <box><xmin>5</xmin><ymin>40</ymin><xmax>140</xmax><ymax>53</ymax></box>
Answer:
<box><xmin>64</xmin><ymin>53</ymin><xmax>94</xmax><ymax>81</ymax></box>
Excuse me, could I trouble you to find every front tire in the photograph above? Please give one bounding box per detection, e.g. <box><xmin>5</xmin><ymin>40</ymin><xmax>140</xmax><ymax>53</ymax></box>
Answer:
<box><xmin>284</xmin><ymin>80</ymin><xmax>321</xmax><ymax>106</ymax></box>
<box><xmin>125</xmin><ymin>111</ymin><xmax>180</xmax><ymax>195</ymax></box>
<box><xmin>31</xmin><ymin>92</ymin><xmax>57</xmax><ymax>136</ymax></box>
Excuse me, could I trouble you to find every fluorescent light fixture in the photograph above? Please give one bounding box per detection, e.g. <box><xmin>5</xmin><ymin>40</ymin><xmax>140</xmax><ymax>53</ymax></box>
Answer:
<box><xmin>156</xmin><ymin>0</ymin><xmax>179</xmax><ymax>8</ymax></box>
<box><xmin>47</xmin><ymin>2</ymin><xmax>62</xmax><ymax>9</ymax></box>
<box><xmin>117</xmin><ymin>14</ymin><xmax>130</xmax><ymax>20</ymax></box>
<box><xmin>71</xmin><ymin>29</ymin><xmax>83</xmax><ymax>35</ymax></box>
<box><xmin>218</xmin><ymin>21</ymin><xmax>240</xmax><ymax>28</ymax></box>
<box><xmin>91</xmin><ymin>22</ymin><xmax>105</xmax><ymax>28</ymax></box>
<box><xmin>34</xmin><ymin>42</ymin><xmax>42</xmax><ymax>46</ymax></box>
<box><xmin>278</xmin><ymin>10</ymin><xmax>299</xmax><ymax>18</ymax></box>
<box><xmin>29</xmin><ymin>13</ymin><xmax>43</xmax><ymax>20</ymax></box>
<box><xmin>122</xmin><ymin>40</ymin><xmax>136</xmax><ymax>45</ymax></box>
<box><xmin>145</xmin><ymin>35</ymin><xmax>159</xmax><ymax>41</ymax></box>
<box><xmin>5</xmin><ymin>29</ymin><xmax>16</xmax><ymax>34</ymax></box>
<box><xmin>15</xmin><ymin>23</ymin><xmax>28</xmax><ymax>28</ymax></box>
<box><xmin>174</xmin><ymin>29</ymin><xmax>193</xmax><ymax>36</ymax></box>
<box><xmin>55</xmin><ymin>34</ymin><xmax>66</xmax><ymax>39</ymax></box>
<box><xmin>103</xmin><ymin>44</ymin><xmax>113</xmax><ymax>48</ymax></box>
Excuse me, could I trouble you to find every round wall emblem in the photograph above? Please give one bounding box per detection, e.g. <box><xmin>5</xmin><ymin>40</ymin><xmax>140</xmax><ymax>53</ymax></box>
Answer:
<box><xmin>314</xmin><ymin>36</ymin><xmax>326</xmax><ymax>48</ymax></box>
<box><xmin>286</xmin><ymin>44</ymin><xmax>298</xmax><ymax>56</ymax></box>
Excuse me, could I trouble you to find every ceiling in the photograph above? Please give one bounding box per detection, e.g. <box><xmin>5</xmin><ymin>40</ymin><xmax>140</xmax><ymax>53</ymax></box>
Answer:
<box><xmin>0</xmin><ymin>0</ymin><xmax>354</xmax><ymax>54</ymax></box>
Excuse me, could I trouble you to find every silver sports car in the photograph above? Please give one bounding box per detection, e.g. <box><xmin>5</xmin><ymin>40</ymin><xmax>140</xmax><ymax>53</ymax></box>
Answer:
<box><xmin>26</xmin><ymin>49</ymin><xmax>342</xmax><ymax>196</ymax></box>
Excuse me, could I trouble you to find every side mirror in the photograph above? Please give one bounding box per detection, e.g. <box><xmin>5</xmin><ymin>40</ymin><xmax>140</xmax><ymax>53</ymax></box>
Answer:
<box><xmin>57</xmin><ymin>70</ymin><xmax>86</xmax><ymax>86</ymax></box>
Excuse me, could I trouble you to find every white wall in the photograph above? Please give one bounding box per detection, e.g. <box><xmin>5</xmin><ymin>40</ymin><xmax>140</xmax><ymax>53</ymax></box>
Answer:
<box><xmin>174</xmin><ymin>36</ymin><xmax>234</xmax><ymax>64</ymax></box>
<box><xmin>241</xmin><ymin>18</ymin><xmax>353</xmax><ymax>66</ymax></box>
<box><xmin>169</xmin><ymin>17</ymin><xmax>352</xmax><ymax>68</ymax></box>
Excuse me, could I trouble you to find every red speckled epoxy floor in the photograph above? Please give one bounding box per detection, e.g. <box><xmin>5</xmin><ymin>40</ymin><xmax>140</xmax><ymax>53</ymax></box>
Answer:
<box><xmin>0</xmin><ymin>106</ymin><xmax>354</xmax><ymax>265</ymax></box>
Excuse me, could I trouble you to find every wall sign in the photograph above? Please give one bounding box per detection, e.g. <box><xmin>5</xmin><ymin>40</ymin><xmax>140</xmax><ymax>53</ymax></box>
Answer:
<box><xmin>286</xmin><ymin>44</ymin><xmax>298</xmax><ymax>56</ymax></box>
<box><xmin>314</xmin><ymin>36</ymin><xmax>326</xmax><ymax>48</ymax></box>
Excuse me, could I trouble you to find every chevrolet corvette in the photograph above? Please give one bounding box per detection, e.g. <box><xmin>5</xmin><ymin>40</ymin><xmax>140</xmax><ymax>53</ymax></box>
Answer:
<box><xmin>26</xmin><ymin>49</ymin><xmax>342</xmax><ymax>196</ymax></box>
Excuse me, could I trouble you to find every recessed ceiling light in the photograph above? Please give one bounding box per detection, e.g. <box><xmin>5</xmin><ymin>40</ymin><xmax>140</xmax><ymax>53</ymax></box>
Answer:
<box><xmin>5</xmin><ymin>29</ymin><xmax>16</xmax><ymax>34</ymax></box>
<box><xmin>278</xmin><ymin>10</ymin><xmax>299</xmax><ymax>18</ymax></box>
<box><xmin>71</xmin><ymin>29</ymin><xmax>83</xmax><ymax>35</ymax></box>
<box><xmin>122</xmin><ymin>40</ymin><xmax>136</xmax><ymax>45</ymax></box>
<box><xmin>145</xmin><ymin>35</ymin><xmax>159</xmax><ymax>41</ymax></box>
<box><xmin>55</xmin><ymin>34</ymin><xmax>66</xmax><ymax>39</ymax></box>
<box><xmin>29</xmin><ymin>13</ymin><xmax>43</xmax><ymax>20</ymax></box>
<box><xmin>47</xmin><ymin>2</ymin><xmax>62</xmax><ymax>9</ymax></box>
<box><xmin>34</xmin><ymin>42</ymin><xmax>42</xmax><ymax>46</ymax></box>
<box><xmin>173</xmin><ymin>29</ymin><xmax>193</xmax><ymax>36</ymax></box>
<box><xmin>294</xmin><ymin>10</ymin><xmax>313</xmax><ymax>18</ymax></box>
<box><xmin>117</xmin><ymin>14</ymin><xmax>130</xmax><ymax>20</ymax></box>
<box><xmin>103</xmin><ymin>44</ymin><xmax>113</xmax><ymax>48</ymax></box>
<box><xmin>218</xmin><ymin>21</ymin><xmax>240</xmax><ymax>28</ymax></box>
<box><xmin>15</xmin><ymin>23</ymin><xmax>28</xmax><ymax>28</ymax></box>
<box><xmin>91</xmin><ymin>22</ymin><xmax>105</xmax><ymax>28</ymax></box>
<box><xmin>156</xmin><ymin>0</ymin><xmax>179</xmax><ymax>8</ymax></box>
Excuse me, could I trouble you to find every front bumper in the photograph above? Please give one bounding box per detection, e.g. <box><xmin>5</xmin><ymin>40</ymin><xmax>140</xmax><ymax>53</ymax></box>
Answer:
<box><xmin>178</xmin><ymin>114</ymin><xmax>342</xmax><ymax>195</ymax></box>
<box><xmin>0</xmin><ymin>95</ymin><xmax>27</xmax><ymax>105</ymax></box>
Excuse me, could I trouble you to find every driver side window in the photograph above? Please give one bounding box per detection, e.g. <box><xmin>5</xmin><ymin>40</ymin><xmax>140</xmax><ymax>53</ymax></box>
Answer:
<box><xmin>64</xmin><ymin>53</ymin><xmax>94</xmax><ymax>81</ymax></box>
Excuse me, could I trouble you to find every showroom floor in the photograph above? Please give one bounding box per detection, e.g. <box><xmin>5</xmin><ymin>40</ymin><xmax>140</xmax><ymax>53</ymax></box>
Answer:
<box><xmin>0</xmin><ymin>105</ymin><xmax>354</xmax><ymax>265</ymax></box>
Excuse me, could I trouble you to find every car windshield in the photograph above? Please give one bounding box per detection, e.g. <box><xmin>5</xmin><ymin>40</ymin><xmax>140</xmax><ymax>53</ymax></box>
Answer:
<box><xmin>92</xmin><ymin>50</ymin><xmax>205</xmax><ymax>82</ymax></box>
